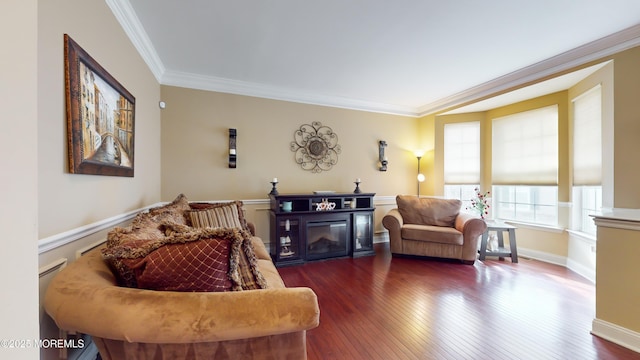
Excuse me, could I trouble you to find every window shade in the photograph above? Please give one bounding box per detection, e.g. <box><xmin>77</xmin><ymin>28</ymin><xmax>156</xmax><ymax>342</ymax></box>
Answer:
<box><xmin>572</xmin><ymin>85</ymin><xmax>602</xmax><ymax>185</ymax></box>
<box><xmin>492</xmin><ymin>105</ymin><xmax>558</xmax><ymax>185</ymax></box>
<box><xmin>444</xmin><ymin>121</ymin><xmax>480</xmax><ymax>184</ymax></box>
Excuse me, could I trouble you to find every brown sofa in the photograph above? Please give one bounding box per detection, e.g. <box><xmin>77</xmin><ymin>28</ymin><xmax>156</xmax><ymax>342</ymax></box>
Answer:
<box><xmin>382</xmin><ymin>195</ymin><xmax>487</xmax><ymax>264</ymax></box>
<box><xmin>44</xmin><ymin>197</ymin><xmax>320</xmax><ymax>360</ymax></box>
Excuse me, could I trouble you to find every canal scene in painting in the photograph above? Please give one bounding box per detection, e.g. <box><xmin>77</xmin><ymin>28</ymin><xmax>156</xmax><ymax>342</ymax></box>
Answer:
<box><xmin>78</xmin><ymin>61</ymin><xmax>134</xmax><ymax>168</ymax></box>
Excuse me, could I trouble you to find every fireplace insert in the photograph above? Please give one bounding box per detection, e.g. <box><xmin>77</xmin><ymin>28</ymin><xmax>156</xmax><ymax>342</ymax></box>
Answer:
<box><xmin>306</xmin><ymin>220</ymin><xmax>348</xmax><ymax>260</ymax></box>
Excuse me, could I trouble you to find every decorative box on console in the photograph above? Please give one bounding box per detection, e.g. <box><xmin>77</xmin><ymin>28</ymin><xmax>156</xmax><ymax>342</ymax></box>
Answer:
<box><xmin>269</xmin><ymin>192</ymin><xmax>376</xmax><ymax>266</ymax></box>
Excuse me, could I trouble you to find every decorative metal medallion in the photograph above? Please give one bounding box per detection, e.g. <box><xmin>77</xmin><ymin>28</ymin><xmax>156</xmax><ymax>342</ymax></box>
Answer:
<box><xmin>290</xmin><ymin>121</ymin><xmax>341</xmax><ymax>173</ymax></box>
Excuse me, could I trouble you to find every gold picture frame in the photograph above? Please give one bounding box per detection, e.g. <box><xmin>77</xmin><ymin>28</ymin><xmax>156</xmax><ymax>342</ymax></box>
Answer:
<box><xmin>64</xmin><ymin>34</ymin><xmax>135</xmax><ymax>177</ymax></box>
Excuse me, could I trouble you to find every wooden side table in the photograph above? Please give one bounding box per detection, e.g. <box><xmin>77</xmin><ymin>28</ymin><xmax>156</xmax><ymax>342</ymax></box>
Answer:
<box><xmin>479</xmin><ymin>222</ymin><xmax>518</xmax><ymax>263</ymax></box>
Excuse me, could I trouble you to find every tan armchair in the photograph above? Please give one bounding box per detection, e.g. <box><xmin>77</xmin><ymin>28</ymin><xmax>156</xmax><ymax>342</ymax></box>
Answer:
<box><xmin>382</xmin><ymin>195</ymin><xmax>487</xmax><ymax>264</ymax></box>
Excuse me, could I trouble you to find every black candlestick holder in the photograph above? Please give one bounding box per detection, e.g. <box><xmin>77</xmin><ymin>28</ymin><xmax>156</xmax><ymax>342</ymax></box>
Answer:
<box><xmin>269</xmin><ymin>181</ymin><xmax>279</xmax><ymax>195</ymax></box>
<box><xmin>353</xmin><ymin>181</ymin><xmax>362</xmax><ymax>194</ymax></box>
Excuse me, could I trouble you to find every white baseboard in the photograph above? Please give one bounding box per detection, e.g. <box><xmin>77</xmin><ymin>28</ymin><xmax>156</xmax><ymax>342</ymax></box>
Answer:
<box><xmin>517</xmin><ymin>247</ymin><xmax>567</xmax><ymax>267</ymax></box>
<box><xmin>373</xmin><ymin>232</ymin><xmax>389</xmax><ymax>244</ymax></box>
<box><xmin>75</xmin><ymin>239</ymin><xmax>108</xmax><ymax>259</ymax></box>
<box><xmin>566</xmin><ymin>258</ymin><xmax>596</xmax><ymax>283</ymax></box>
<box><xmin>592</xmin><ymin>318</ymin><xmax>640</xmax><ymax>353</ymax></box>
<box><xmin>519</xmin><ymin>247</ymin><xmax>597</xmax><ymax>283</ymax></box>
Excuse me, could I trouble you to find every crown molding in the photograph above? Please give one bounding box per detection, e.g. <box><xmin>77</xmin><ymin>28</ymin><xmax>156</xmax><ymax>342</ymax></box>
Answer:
<box><xmin>107</xmin><ymin>0</ymin><xmax>417</xmax><ymax>116</ymax></box>
<box><xmin>109</xmin><ymin>1</ymin><xmax>640</xmax><ymax>118</ymax></box>
<box><xmin>417</xmin><ymin>23</ymin><xmax>640</xmax><ymax>117</ymax></box>
<box><xmin>106</xmin><ymin>0</ymin><xmax>165</xmax><ymax>82</ymax></box>
<box><xmin>161</xmin><ymin>70</ymin><xmax>419</xmax><ymax>117</ymax></box>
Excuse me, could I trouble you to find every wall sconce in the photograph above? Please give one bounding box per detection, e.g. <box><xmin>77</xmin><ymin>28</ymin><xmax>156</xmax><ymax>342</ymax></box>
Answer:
<box><xmin>415</xmin><ymin>150</ymin><xmax>425</xmax><ymax>197</ymax></box>
<box><xmin>229</xmin><ymin>128</ymin><xmax>237</xmax><ymax>168</ymax></box>
<box><xmin>378</xmin><ymin>140</ymin><xmax>388</xmax><ymax>171</ymax></box>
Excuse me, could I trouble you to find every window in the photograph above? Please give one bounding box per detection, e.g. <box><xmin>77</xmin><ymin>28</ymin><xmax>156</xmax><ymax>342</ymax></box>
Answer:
<box><xmin>492</xmin><ymin>105</ymin><xmax>558</xmax><ymax>225</ymax></box>
<box><xmin>443</xmin><ymin>121</ymin><xmax>480</xmax><ymax>208</ymax></box>
<box><xmin>572</xmin><ymin>186</ymin><xmax>601</xmax><ymax>235</ymax></box>
<box><xmin>444</xmin><ymin>184</ymin><xmax>478</xmax><ymax>210</ymax></box>
<box><xmin>572</xmin><ymin>85</ymin><xmax>602</xmax><ymax>235</ymax></box>
<box><xmin>492</xmin><ymin>185</ymin><xmax>558</xmax><ymax>226</ymax></box>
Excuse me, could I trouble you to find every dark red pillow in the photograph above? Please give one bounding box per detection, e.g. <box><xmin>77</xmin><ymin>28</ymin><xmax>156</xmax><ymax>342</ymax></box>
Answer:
<box><xmin>102</xmin><ymin>226</ymin><xmax>245</xmax><ymax>292</ymax></box>
<box><xmin>122</xmin><ymin>238</ymin><xmax>233</xmax><ymax>292</ymax></box>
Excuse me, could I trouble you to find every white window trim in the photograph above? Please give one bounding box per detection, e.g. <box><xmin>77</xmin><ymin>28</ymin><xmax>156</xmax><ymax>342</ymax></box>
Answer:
<box><xmin>500</xmin><ymin>219</ymin><xmax>565</xmax><ymax>234</ymax></box>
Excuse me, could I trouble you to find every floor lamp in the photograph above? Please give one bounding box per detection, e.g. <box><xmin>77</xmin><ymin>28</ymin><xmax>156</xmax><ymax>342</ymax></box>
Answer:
<box><xmin>415</xmin><ymin>150</ymin><xmax>425</xmax><ymax>197</ymax></box>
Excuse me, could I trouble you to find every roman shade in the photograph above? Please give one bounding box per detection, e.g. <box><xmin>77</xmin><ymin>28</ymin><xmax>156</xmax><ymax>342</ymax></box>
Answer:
<box><xmin>444</xmin><ymin>121</ymin><xmax>480</xmax><ymax>184</ymax></box>
<box><xmin>492</xmin><ymin>105</ymin><xmax>558</xmax><ymax>185</ymax></box>
<box><xmin>572</xmin><ymin>85</ymin><xmax>602</xmax><ymax>185</ymax></box>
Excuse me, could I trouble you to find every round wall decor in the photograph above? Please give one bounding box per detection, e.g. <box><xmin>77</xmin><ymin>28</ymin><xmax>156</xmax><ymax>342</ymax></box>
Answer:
<box><xmin>290</xmin><ymin>121</ymin><xmax>341</xmax><ymax>173</ymax></box>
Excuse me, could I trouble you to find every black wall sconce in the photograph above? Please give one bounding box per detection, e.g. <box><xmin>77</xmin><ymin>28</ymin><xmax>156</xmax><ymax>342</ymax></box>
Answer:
<box><xmin>378</xmin><ymin>140</ymin><xmax>388</xmax><ymax>171</ymax></box>
<box><xmin>229</xmin><ymin>128</ymin><xmax>237</xmax><ymax>168</ymax></box>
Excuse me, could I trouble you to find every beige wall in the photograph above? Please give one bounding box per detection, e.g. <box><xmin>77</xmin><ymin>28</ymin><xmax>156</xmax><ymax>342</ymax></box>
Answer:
<box><xmin>416</xmin><ymin>113</ymin><xmax>436</xmax><ymax>196</ymax></box>
<box><xmin>37</xmin><ymin>0</ymin><xmax>162</xmax><ymax>239</ymax></box>
<box><xmin>1</xmin><ymin>1</ymin><xmax>40</xmax><ymax>359</ymax></box>
<box><xmin>596</xmin><ymin>225</ymin><xmax>640</xmax><ymax>333</ymax></box>
<box><xmin>159</xmin><ymin>86</ymin><xmax>418</xmax><ymax>241</ymax></box>
<box><xmin>594</xmin><ymin>47</ymin><xmax>640</xmax><ymax>340</ymax></box>
<box><xmin>612</xmin><ymin>47</ymin><xmax>640</xmax><ymax>208</ymax></box>
<box><xmin>160</xmin><ymin>86</ymin><xmax>419</xmax><ymax>201</ymax></box>
<box><xmin>35</xmin><ymin>1</ymin><xmax>162</xmax><ymax>358</ymax></box>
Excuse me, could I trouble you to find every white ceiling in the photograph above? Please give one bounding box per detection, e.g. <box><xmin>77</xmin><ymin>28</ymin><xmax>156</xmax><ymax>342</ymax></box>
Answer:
<box><xmin>110</xmin><ymin>0</ymin><xmax>640</xmax><ymax>116</ymax></box>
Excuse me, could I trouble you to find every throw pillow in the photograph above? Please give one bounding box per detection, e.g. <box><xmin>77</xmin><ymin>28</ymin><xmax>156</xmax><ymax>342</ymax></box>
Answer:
<box><xmin>102</xmin><ymin>226</ymin><xmax>245</xmax><ymax>292</ymax></box>
<box><xmin>104</xmin><ymin>212</ymin><xmax>169</xmax><ymax>287</ymax></box>
<box><xmin>396</xmin><ymin>195</ymin><xmax>461</xmax><ymax>227</ymax></box>
<box><xmin>236</xmin><ymin>233</ymin><xmax>269</xmax><ymax>290</ymax></box>
<box><xmin>149</xmin><ymin>193</ymin><xmax>190</xmax><ymax>215</ymax></box>
<box><xmin>125</xmin><ymin>238</ymin><xmax>233</xmax><ymax>292</ymax></box>
<box><xmin>187</xmin><ymin>202</ymin><xmax>267</xmax><ymax>290</ymax></box>
<box><xmin>103</xmin><ymin>194</ymin><xmax>191</xmax><ymax>287</ymax></box>
<box><xmin>147</xmin><ymin>193</ymin><xmax>190</xmax><ymax>225</ymax></box>
<box><xmin>186</xmin><ymin>201</ymin><xmax>248</xmax><ymax>230</ymax></box>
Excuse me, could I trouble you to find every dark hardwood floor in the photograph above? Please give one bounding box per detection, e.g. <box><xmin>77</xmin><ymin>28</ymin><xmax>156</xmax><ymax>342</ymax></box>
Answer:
<box><xmin>278</xmin><ymin>243</ymin><xmax>640</xmax><ymax>360</ymax></box>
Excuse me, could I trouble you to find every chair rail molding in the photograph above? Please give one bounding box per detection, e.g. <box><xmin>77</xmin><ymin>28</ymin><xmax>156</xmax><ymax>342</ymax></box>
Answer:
<box><xmin>38</xmin><ymin>204</ymin><xmax>159</xmax><ymax>254</ymax></box>
<box><xmin>37</xmin><ymin>195</ymin><xmax>424</xmax><ymax>254</ymax></box>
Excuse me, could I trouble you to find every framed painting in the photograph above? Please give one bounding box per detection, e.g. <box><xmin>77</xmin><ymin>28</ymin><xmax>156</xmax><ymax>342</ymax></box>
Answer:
<box><xmin>64</xmin><ymin>34</ymin><xmax>135</xmax><ymax>177</ymax></box>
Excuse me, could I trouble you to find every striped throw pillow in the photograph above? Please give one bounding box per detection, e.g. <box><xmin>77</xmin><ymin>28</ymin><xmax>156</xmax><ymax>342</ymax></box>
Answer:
<box><xmin>187</xmin><ymin>201</ymin><xmax>248</xmax><ymax>230</ymax></box>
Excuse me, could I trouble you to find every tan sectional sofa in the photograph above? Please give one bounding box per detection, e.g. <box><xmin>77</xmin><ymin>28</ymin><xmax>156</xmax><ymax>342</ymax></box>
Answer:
<box><xmin>44</xmin><ymin>196</ymin><xmax>320</xmax><ymax>360</ymax></box>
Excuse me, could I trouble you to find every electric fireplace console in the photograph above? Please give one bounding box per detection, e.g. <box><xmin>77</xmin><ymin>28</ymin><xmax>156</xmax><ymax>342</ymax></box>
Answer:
<box><xmin>269</xmin><ymin>192</ymin><xmax>376</xmax><ymax>267</ymax></box>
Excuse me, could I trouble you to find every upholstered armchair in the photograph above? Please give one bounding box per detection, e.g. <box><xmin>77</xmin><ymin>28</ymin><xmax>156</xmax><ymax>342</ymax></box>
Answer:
<box><xmin>382</xmin><ymin>195</ymin><xmax>487</xmax><ymax>264</ymax></box>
